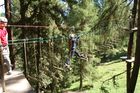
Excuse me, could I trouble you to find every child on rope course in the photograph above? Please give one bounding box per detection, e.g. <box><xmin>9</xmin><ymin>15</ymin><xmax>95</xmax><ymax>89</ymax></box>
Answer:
<box><xmin>0</xmin><ymin>17</ymin><xmax>12</xmax><ymax>75</ymax></box>
<box><xmin>64</xmin><ymin>31</ymin><xmax>87</xmax><ymax>70</ymax></box>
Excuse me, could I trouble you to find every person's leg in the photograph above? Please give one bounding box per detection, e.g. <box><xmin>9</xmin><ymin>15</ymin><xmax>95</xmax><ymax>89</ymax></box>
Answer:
<box><xmin>65</xmin><ymin>58</ymin><xmax>70</xmax><ymax>65</ymax></box>
<box><xmin>3</xmin><ymin>54</ymin><xmax>12</xmax><ymax>74</ymax></box>
<box><xmin>2</xmin><ymin>46</ymin><xmax>12</xmax><ymax>74</ymax></box>
<box><xmin>75</xmin><ymin>50</ymin><xmax>80</xmax><ymax>57</ymax></box>
<box><xmin>64</xmin><ymin>58</ymin><xmax>72</xmax><ymax>70</ymax></box>
<box><xmin>64</xmin><ymin>49</ymin><xmax>76</xmax><ymax>70</ymax></box>
<box><xmin>3</xmin><ymin>55</ymin><xmax>12</xmax><ymax>74</ymax></box>
<box><xmin>75</xmin><ymin>50</ymin><xmax>87</xmax><ymax>60</ymax></box>
<box><xmin>70</xmin><ymin>50</ymin><xmax>75</xmax><ymax>58</ymax></box>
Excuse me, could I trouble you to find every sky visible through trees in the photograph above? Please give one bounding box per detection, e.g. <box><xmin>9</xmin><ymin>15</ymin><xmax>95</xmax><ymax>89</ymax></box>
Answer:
<box><xmin>0</xmin><ymin>0</ymin><xmax>105</xmax><ymax>16</ymax></box>
<box><xmin>0</xmin><ymin>0</ymin><xmax>5</xmax><ymax>14</ymax></box>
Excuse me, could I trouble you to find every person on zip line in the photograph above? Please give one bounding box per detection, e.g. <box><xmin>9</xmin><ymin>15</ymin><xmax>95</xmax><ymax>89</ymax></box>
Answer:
<box><xmin>0</xmin><ymin>17</ymin><xmax>12</xmax><ymax>75</ymax></box>
<box><xmin>64</xmin><ymin>26</ymin><xmax>87</xmax><ymax>70</ymax></box>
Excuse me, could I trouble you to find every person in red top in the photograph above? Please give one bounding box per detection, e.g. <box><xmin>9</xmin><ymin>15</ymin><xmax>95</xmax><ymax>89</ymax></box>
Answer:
<box><xmin>0</xmin><ymin>17</ymin><xmax>12</xmax><ymax>75</ymax></box>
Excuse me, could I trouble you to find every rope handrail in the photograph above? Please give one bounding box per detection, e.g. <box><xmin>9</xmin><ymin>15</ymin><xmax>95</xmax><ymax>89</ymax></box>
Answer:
<box><xmin>7</xmin><ymin>24</ymin><xmax>51</xmax><ymax>28</ymax></box>
<box><xmin>8</xmin><ymin>40</ymin><xmax>47</xmax><ymax>45</ymax></box>
<box><xmin>8</xmin><ymin>35</ymin><xmax>66</xmax><ymax>42</ymax></box>
<box><xmin>7</xmin><ymin>35</ymin><xmax>67</xmax><ymax>45</ymax></box>
<box><xmin>8</xmin><ymin>38</ymin><xmax>49</xmax><ymax>42</ymax></box>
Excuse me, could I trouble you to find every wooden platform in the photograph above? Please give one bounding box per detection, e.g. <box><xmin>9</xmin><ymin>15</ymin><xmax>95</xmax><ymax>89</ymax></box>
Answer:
<box><xmin>0</xmin><ymin>70</ymin><xmax>34</xmax><ymax>93</ymax></box>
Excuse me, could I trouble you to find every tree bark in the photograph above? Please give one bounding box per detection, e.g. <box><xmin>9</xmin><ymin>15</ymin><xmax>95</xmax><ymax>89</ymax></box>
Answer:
<box><xmin>127</xmin><ymin>0</ymin><xmax>138</xmax><ymax>92</ymax></box>
<box><xmin>128</xmin><ymin>0</ymin><xmax>140</xmax><ymax>93</ymax></box>
<box><xmin>5</xmin><ymin>0</ymin><xmax>15</xmax><ymax>69</ymax></box>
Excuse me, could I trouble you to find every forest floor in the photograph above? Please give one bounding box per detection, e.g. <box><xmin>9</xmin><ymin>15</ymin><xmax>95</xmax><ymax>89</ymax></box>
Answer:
<box><xmin>65</xmin><ymin>59</ymin><xmax>140</xmax><ymax>93</ymax></box>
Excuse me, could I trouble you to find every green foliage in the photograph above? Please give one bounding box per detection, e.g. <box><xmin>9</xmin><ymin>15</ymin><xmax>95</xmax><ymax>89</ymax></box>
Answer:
<box><xmin>0</xmin><ymin>13</ymin><xmax>5</xmax><ymax>17</ymax></box>
<box><xmin>65</xmin><ymin>60</ymin><xmax>127</xmax><ymax>93</ymax></box>
<box><xmin>66</xmin><ymin>0</ymin><xmax>98</xmax><ymax>29</ymax></box>
<box><xmin>11</xmin><ymin>0</ymin><xmax>132</xmax><ymax>92</ymax></box>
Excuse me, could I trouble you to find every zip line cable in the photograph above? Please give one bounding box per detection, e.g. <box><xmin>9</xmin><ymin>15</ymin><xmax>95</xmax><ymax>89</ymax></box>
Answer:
<box><xmin>4</xmin><ymin>0</ymin><xmax>130</xmax><ymax>44</ymax></box>
<box><xmin>6</xmin><ymin>24</ymin><xmax>95</xmax><ymax>41</ymax></box>
<box><xmin>8</xmin><ymin>26</ymin><xmax>97</xmax><ymax>44</ymax></box>
<box><xmin>5</xmin><ymin>22</ymin><xmax>98</xmax><ymax>44</ymax></box>
<box><xmin>7</xmin><ymin>23</ymin><xmax>95</xmax><ymax>36</ymax></box>
<box><xmin>5</xmin><ymin>25</ymin><xmax>94</xmax><ymax>45</ymax></box>
<box><xmin>4</xmin><ymin>9</ymin><xmax>96</xmax><ymax>38</ymax></box>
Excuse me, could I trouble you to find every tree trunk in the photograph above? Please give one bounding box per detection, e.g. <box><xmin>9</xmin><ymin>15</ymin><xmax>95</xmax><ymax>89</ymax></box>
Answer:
<box><xmin>128</xmin><ymin>0</ymin><xmax>140</xmax><ymax>93</ymax></box>
<box><xmin>127</xmin><ymin>0</ymin><xmax>138</xmax><ymax>92</ymax></box>
<box><xmin>5</xmin><ymin>0</ymin><xmax>15</xmax><ymax>69</ymax></box>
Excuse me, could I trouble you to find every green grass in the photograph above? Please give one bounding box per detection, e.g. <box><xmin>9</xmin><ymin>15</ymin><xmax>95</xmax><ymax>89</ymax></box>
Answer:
<box><xmin>67</xmin><ymin>59</ymin><xmax>140</xmax><ymax>93</ymax></box>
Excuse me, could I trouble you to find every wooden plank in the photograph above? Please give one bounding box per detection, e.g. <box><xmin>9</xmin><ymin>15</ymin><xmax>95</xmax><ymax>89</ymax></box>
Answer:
<box><xmin>0</xmin><ymin>70</ymin><xmax>34</xmax><ymax>93</ymax></box>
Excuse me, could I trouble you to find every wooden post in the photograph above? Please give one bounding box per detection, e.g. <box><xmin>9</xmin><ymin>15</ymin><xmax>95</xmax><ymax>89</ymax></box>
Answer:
<box><xmin>36</xmin><ymin>29</ymin><xmax>41</xmax><ymax>93</ymax></box>
<box><xmin>128</xmin><ymin>0</ymin><xmax>140</xmax><ymax>92</ymax></box>
<box><xmin>5</xmin><ymin>0</ymin><xmax>15</xmax><ymax>69</ymax></box>
<box><xmin>33</xmin><ymin>41</ymin><xmax>37</xmax><ymax>76</ymax></box>
<box><xmin>23</xmin><ymin>39</ymin><xmax>28</xmax><ymax>77</ymax></box>
<box><xmin>0</xmin><ymin>47</ymin><xmax>6</xmax><ymax>92</ymax></box>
